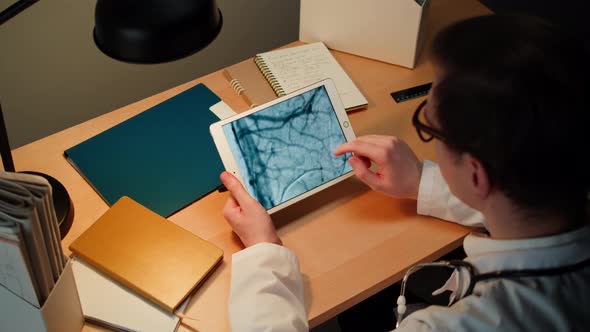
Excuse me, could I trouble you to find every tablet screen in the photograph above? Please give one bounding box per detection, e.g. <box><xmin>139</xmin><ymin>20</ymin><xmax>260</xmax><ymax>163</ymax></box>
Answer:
<box><xmin>222</xmin><ymin>85</ymin><xmax>352</xmax><ymax>209</ymax></box>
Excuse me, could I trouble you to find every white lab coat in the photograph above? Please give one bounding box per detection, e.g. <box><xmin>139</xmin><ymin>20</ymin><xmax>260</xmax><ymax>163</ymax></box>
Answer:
<box><xmin>228</xmin><ymin>161</ymin><xmax>590</xmax><ymax>331</ymax></box>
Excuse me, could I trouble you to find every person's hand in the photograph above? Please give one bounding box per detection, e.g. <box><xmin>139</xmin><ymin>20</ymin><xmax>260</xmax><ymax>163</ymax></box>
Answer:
<box><xmin>334</xmin><ymin>135</ymin><xmax>423</xmax><ymax>200</ymax></box>
<box><xmin>220</xmin><ymin>171</ymin><xmax>282</xmax><ymax>247</ymax></box>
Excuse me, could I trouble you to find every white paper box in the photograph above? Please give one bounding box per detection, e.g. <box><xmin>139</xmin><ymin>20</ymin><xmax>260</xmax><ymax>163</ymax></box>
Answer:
<box><xmin>300</xmin><ymin>0</ymin><xmax>431</xmax><ymax>68</ymax></box>
<box><xmin>0</xmin><ymin>261</ymin><xmax>84</xmax><ymax>332</ymax></box>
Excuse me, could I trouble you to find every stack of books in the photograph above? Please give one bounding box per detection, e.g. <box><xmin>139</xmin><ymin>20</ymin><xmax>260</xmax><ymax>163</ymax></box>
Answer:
<box><xmin>69</xmin><ymin>196</ymin><xmax>224</xmax><ymax>332</ymax></box>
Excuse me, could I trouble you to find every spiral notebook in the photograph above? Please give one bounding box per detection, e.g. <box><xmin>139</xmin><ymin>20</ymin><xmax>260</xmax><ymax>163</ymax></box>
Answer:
<box><xmin>224</xmin><ymin>42</ymin><xmax>367</xmax><ymax>111</ymax></box>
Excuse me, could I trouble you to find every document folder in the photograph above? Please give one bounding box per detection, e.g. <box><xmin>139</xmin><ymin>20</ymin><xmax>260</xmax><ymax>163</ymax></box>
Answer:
<box><xmin>64</xmin><ymin>83</ymin><xmax>224</xmax><ymax>217</ymax></box>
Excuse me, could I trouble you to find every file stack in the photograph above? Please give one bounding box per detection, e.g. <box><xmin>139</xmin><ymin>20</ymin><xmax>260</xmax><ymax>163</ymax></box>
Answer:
<box><xmin>0</xmin><ymin>171</ymin><xmax>83</xmax><ymax>332</ymax></box>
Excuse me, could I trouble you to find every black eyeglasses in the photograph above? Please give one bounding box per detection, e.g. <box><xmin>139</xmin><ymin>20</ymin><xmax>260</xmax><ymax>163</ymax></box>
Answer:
<box><xmin>412</xmin><ymin>100</ymin><xmax>447</xmax><ymax>143</ymax></box>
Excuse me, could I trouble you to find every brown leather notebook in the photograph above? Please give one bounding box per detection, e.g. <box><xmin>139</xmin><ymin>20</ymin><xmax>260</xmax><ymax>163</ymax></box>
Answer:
<box><xmin>223</xmin><ymin>58</ymin><xmax>278</xmax><ymax>108</ymax></box>
<box><xmin>69</xmin><ymin>196</ymin><xmax>223</xmax><ymax>313</ymax></box>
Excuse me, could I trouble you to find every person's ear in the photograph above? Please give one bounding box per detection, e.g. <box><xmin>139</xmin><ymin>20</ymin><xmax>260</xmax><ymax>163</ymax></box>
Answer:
<box><xmin>465</xmin><ymin>154</ymin><xmax>491</xmax><ymax>200</ymax></box>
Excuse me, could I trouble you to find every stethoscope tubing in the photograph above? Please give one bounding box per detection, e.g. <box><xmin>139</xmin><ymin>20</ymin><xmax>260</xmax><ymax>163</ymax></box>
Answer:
<box><xmin>395</xmin><ymin>256</ymin><xmax>590</xmax><ymax>328</ymax></box>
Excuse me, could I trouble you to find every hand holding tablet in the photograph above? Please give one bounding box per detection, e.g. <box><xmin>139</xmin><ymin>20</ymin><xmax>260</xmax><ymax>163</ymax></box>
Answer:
<box><xmin>210</xmin><ymin>79</ymin><xmax>356</xmax><ymax>214</ymax></box>
<box><xmin>219</xmin><ymin>171</ymin><xmax>283</xmax><ymax>247</ymax></box>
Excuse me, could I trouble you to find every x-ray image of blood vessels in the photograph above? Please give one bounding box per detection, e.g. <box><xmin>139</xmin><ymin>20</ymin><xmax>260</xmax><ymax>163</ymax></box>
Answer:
<box><xmin>223</xmin><ymin>86</ymin><xmax>352</xmax><ymax>209</ymax></box>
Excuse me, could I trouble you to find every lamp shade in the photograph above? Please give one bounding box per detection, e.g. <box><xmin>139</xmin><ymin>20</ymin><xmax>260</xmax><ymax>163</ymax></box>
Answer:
<box><xmin>94</xmin><ymin>0</ymin><xmax>222</xmax><ymax>63</ymax></box>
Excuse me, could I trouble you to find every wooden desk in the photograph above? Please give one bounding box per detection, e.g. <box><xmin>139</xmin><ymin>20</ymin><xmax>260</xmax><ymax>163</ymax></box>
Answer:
<box><xmin>10</xmin><ymin>0</ymin><xmax>490</xmax><ymax>330</ymax></box>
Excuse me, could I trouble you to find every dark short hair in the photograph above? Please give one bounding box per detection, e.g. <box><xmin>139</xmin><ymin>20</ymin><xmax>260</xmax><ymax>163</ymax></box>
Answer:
<box><xmin>430</xmin><ymin>14</ymin><xmax>589</xmax><ymax>221</ymax></box>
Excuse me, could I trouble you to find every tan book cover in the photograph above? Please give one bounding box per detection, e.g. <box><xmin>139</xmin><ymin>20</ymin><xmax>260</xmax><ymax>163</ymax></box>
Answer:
<box><xmin>69</xmin><ymin>196</ymin><xmax>223</xmax><ymax>313</ymax></box>
<box><xmin>223</xmin><ymin>58</ymin><xmax>277</xmax><ymax>108</ymax></box>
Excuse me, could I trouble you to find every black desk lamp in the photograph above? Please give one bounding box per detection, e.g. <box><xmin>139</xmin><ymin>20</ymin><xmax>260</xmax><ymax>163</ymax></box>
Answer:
<box><xmin>94</xmin><ymin>0</ymin><xmax>222</xmax><ymax>64</ymax></box>
<box><xmin>1</xmin><ymin>0</ymin><xmax>222</xmax><ymax>236</ymax></box>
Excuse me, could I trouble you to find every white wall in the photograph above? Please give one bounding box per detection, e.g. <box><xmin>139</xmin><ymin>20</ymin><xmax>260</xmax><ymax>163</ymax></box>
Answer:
<box><xmin>0</xmin><ymin>0</ymin><xmax>300</xmax><ymax>148</ymax></box>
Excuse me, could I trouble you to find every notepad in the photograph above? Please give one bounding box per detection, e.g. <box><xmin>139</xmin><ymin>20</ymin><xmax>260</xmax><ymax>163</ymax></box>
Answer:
<box><xmin>71</xmin><ymin>257</ymin><xmax>190</xmax><ymax>332</ymax></box>
<box><xmin>69</xmin><ymin>196</ymin><xmax>223</xmax><ymax>313</ymax></box>
<box><xmin>224</xmin><ymin>42</ymin><xmax>367</xmax><ymax>111</ymax></box>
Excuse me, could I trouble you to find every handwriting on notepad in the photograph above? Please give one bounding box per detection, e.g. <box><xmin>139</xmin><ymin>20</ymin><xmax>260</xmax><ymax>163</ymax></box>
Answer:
<box><xmin>263</xmin><ymin>44</ymin><xmax>342</xmax><ymax>94</ymax></box>
<box><xmin>254</xmin><ymin>42</ymin><xmax>367</xmax><ymax>110</ymax></box>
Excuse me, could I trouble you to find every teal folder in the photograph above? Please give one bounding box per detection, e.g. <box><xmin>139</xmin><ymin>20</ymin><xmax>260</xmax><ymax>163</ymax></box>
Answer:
<box><xmin>64</xmin><ymin>83</ymin><xmax>224</xmax><ymax>217</ymax></box>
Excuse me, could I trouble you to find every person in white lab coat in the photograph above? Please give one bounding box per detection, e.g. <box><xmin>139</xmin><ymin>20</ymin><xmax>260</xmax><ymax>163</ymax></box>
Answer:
<box><xmin>219</xmin><ymin>14</ymin><xmax>590</xmax><ymax>331</ymax></box>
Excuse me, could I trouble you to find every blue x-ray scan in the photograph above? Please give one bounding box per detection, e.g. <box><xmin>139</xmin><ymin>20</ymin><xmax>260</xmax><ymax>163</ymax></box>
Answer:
<box><xmin>223</xmin><ymin>86</ymin><xmax>352</xmax><ymax>209</ymax></box>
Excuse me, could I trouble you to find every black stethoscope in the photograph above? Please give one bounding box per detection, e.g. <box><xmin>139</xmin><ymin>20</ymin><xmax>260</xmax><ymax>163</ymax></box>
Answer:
<box><xmin>395</xmin><ymin>256</ymin><xmax>590</xmax><ymax>327</ymax></box>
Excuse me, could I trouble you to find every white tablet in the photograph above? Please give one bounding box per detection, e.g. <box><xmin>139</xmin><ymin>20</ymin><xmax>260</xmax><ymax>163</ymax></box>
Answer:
<box><xmin>210</xmin><ymin>79</ymin><xmax>356</xmax><ymax>213</ymax></box>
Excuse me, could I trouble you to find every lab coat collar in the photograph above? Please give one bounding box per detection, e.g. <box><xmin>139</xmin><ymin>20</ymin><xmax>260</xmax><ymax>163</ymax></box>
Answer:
<box><xmin>431</xmin><ymin>224</ymin><xmax>590</xmax><ymax>303</ymax></box>
<box><xmin>463</xmin><ymin>223</ymin><xmax>590</xmax><ymax>274</ymax></box>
